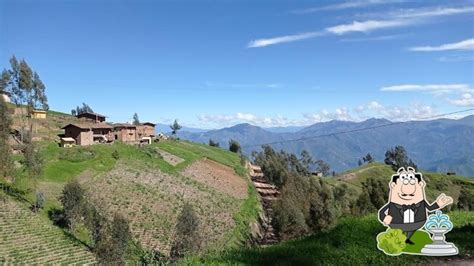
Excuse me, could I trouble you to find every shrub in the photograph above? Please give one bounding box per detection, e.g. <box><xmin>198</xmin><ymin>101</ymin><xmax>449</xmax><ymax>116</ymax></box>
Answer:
<box><xmin>32</xmin><ymin>191</ymin><xmax>45</xmax><ymax>212</ymax></box>
<box><xmin>95</xmin><ymin>214</ymin><xmax>132</xmax><ymax>265</ymax></box>
<box><xmin>59</xmin><ymin>180</ymin><xmax>85</xmax><ymax>229</ymax></box>
<box><xmin>112</xmin><ymin>150</ymin><xmax>120</xmax><ymax>160</ymax></box>
<box><xmin>352</xmin><ymin>177</ymin><xmax>388</xmax><ymax>215</ymax></box>
<box><xmin>228</xmin><ymin>139</ymin><xmax>241</xmax><ymax>154</ymax></box>
<box><xmin>170</xmin><ymin>203</ymin><xmax>201</xmax><ymax>259</ymax></box>
<box><xmin>457</xmin><ymin>188</ymin><xmax>474</xmax><ymax>211</ymax></box>
<box><xmin>208</xmin><ymin>139</ymin><xmax>220</xmax><ymax>147</ymax></box>
<box><xmin>377</xmin><ymin>229</ymin><xmax>406</xmax><ymax>255</ymax></box>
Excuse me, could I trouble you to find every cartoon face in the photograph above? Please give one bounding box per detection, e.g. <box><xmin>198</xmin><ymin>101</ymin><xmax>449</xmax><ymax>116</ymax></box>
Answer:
<box><xmin>389</xmin><ymin>167</ymin><xmax>426</xmax><ymax>205</ymax></box>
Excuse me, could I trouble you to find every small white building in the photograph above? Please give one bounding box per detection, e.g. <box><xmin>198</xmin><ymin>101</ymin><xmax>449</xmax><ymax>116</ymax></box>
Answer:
<box><xmin>1</xmin><ymin>91</ymin><xmax>11</xmax><ymax>103</ymax></box>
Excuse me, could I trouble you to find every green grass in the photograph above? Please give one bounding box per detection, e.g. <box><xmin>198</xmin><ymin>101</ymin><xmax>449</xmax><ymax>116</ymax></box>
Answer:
<box><xmin>333</xmin><ymin>162</ymin><xmax>474</xmax><ymax>204</ymax></box>
<box><xmin>156</xmin><ymin>140</ymin><xmax>247</xmax><ymax>176</ymax></box>
<box><xmin>195</xmin><ymin>212</ymin><xmax>474</xmax><ymax>265</ymax></box>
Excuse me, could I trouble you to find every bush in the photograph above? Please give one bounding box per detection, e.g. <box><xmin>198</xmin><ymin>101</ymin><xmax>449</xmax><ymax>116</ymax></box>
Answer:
<box><xmin>209</xmin><ymin>139</ymin><xmax>220</xmax><ymax>147</ymax></box>
<box><xmin>32</xmin><ymin>191</ymin><xmax>45</xmax><ymax>212</ymax></box>
<box><xmin>59</xmin><ymin>180</ymin><xmax>85</xmax><ymax>229</ymax></box>
<box><xmin>228</xmin><ymin>139</ymin><xmax>241</xmax><ymax>153</ymax></box>
<box><xmin>170</xmin><ymin>203</ymin><xmax>201</xmax><ymax>259</ymax></box>
<box><xmin>377</xmin><ymin>229</ymin><xmax>406</xmax><ymax>255</ymax></box>
<box><xmin>273</xmin><ymin>175</ymin><xmax>338</xmax><ymax>239</ymax></box>
<box><xmin>95</xmin><ymin>214</ymin><xmax>132</xmax><ymax>265</ymax></box>
<box><xmin>112</xmin><ymin>150</ymin><xmax>120</xmax><ymax>160</ymax></box>
<box><xmin>457</xmin><ymin>188</ymin><xmax>474</xmax><ymax>211</ymax></box>
<box><xmin>352</xmin><ymin>177</ymin><xmax>388</xmax><ymax>215</ymax></box>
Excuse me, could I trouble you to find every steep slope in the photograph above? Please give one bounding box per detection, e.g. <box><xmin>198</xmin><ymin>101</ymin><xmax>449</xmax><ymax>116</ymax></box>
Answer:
<box><xmin>0</xmin><ymin>196</ymin><xmax>96</xmax><ymax>264</ymax></box>
<box><xmin>2</xmin><ymin>139</ymin><xmax>259</xmax><ymax>262</ymax></box>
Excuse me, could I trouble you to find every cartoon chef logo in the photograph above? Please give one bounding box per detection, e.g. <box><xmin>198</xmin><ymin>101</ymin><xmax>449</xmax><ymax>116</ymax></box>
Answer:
<box><xmin>377</xmin><ymin>167</ymin><xmax>455</xmax><ymax>256</ymax></box>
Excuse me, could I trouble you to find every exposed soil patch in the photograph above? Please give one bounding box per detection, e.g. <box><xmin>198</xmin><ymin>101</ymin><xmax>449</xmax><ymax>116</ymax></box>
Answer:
<box><xmin>337</xmin><ymin>172</ymin><xmax>356</xmax><ymax>181</ymax></box>
<box><xmin>181</xmin><ymin>158</ymin><xmax>248</xmax><ymax>199</ymax></box>
<box><xmin>156</xmin><ymin>148</ymin><xmax>185</xmax><ymax>166</ymax></box>
<box><xmin>82</xmin><ymin>163</ymin><xmax>243</xmax><ymax>255</ymax></box>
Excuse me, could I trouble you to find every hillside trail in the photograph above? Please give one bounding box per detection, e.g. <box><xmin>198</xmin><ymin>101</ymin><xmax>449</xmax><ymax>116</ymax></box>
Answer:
<box><xmin>249</xmin><ymin>163</ymin><xmax>280</xmax><ymax>246</ymax></box>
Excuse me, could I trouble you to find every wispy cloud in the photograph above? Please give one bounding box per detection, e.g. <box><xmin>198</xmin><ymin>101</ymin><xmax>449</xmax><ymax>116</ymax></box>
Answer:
<box><xmin>380</xmin><ymin>84</ymin><xmax>473</xmax><ymax>94</ymax></box>
<box><xmin>248</xmin><ymin>5</ymin><xmax>474</xmax><ymax>48</ymax></box>
<box><xmin>409</xmin><ymin>38</ymin><xmax>474</xmax><ymax>52</ymax></box>
<box><xmin>291</xmin><ymin>0</ymin><xmax>404</xmax><ymax>14</ymax></box>
<box><xmin>247</xmin><ymin>31</ymin><xmax>325</xmax><ymax>48</ymax></box>
<box><xmin>340</xmin><ymin>33</ymin><xmax>409</xmax><ymax>42</ymax></box>
<box><xmin>392</xmin><ymin>6</ymin><xmax>474</xmax><ymax>19</ymax></box>
<box><xmin>326</xmin><ymin>19</ymin><xmax>409</xmax><ymax>35</ymax></box>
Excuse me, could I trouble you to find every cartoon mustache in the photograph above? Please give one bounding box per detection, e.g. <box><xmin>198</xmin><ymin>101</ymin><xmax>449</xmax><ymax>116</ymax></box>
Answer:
<box><xmin>401</xmin><ymin>193</ymin><xmax>415</xmax><ymax>197</ymax></box>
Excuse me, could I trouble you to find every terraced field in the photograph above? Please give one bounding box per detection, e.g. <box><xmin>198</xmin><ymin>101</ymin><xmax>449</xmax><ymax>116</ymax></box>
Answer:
<box><xmin>0</xmin><ymin>197</ymin><xmax>96</xmax><ymax>264</ymax></box>
<box><xmin>81</xmin><ymin>161</ymin><xmax>248</xmax><ymax>255</ymax></box>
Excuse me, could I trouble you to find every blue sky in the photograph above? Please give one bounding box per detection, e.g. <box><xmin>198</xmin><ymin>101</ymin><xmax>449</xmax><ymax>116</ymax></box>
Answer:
<box><xmin>1</xmin><ymin>0</ymin><xmax>473</xmax><ymax>128</ymax></box>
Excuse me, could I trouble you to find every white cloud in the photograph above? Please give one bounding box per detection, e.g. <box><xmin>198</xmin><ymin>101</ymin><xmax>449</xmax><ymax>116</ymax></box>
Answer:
<box><xmin>249</xmin><ymin>5</ymin><xmax>474</xmax><ymax>47</ymax></box>
<box><xmin>198</xmin><ymin>113</ymin><xmax>296</xmax><ymax>128</ymax></box>
<box><xmin>326</xmin><ymin>19</ymin><xmax>409</xmax><ymax>35</ymax></box>
<box><xmin>352</xmin><ymin>101</ymin><xmax>438</xmax><ymax>121</ymax></box>
<box><xmin>247</xmin><ymin>31</ymin><xmax>324</xmax><ymax>48</ymax></box>
<box><xmin>291</xmin><ymin>0</ymin><xmax>403</xmax><ymax>14</ymax></box>
<box><xmin>410</xmin><ymin>38</ymin><xmax>474</xmax><ymax>52</ymax></box>
<box><xmin>448</xmin><ymin>93</ymin><xmax>474</xmax><ymax>106</ymax></box>
<box><xmin>392</xmin><ymin>6</ymin><xmax>474</xmax><ymax>19</ymax></box>
<box><xmin>380</xmin><ymin>84</ymin><xmax>473</xmax><ymax>94</ymax></box>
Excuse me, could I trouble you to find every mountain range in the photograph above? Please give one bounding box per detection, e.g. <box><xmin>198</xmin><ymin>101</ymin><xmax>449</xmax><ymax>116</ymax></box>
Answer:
<box><xmin>162</xmin><ymin>116</ymin><xmax>474</xmax><ymax>177</ymax></box>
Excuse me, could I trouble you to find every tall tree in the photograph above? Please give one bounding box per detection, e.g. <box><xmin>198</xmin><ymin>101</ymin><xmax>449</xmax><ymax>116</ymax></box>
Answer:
<box><xmin>363</xmin><ymin>153</ymin><xmax>374</xmax><ymax>164</ymax></box>
<box><xmin>95</xmin><ymin>214</ymin><xmax>131</xmax><ymax>265</ymax></box>
<box><xmin>384</xmin><ymin>145</ymin><xmax>417</xmax><ymax>171</ymax></box>
<box><xmin>75</xmin><ymin>103</ymin><xmax>94</xmax><ymax>115</ymax></box>
<box><xmin>133</xmin><ymin>113</ymin><xmax>140</xmax><ymax>125</ymax></box>
<box><xmin>315</xmin><ymin>160</ymin><xmax>330</xmax><ymax>176</ymax></box>
<box><xmin>170</xmin><ymin>119</ymin><xmax>182</xmax><ymax>138</ymax></box>
<box><xmin>1</xmin><ymin>55</ymin><xmax>48</xmax><ymax>142</ymax></box>
<box><xmin>0</xmin><ymin>96</ymin><xmax>13</xmax><ymax>180</ymax></box>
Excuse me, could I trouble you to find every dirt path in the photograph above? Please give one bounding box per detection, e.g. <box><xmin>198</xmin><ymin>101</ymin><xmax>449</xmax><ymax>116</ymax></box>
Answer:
<box><xmin>156</xmin><ymin>148</ymin><xmax>185</xmax><ymax>166</ymax></box>
<box><xmin>249</xmin><ymin>163</ymin><xmax>280</xmax><ymax>246</ymax></box>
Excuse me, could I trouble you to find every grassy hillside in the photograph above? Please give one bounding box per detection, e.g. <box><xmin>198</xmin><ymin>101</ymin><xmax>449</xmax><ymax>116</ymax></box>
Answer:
<box><xmin>1</xmin><ymin>137</ymin><xmax>259</xmax><ymax>263</ymax></box>
<box><xmin>332</xmin><ymin>162</ymin><xmax>474</xmax><ymax>205</ymax></box>
<box><xmin>196</xmin><ymin>212</ymin><xmax>474</xmax><ymax>265</ymax></box>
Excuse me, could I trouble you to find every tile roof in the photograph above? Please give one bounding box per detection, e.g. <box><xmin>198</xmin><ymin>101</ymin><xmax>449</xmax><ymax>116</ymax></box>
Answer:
<box><xmin>62</xmin><ymin>123</ymin><xmax>113</xmax><ymax>130</ymax></box>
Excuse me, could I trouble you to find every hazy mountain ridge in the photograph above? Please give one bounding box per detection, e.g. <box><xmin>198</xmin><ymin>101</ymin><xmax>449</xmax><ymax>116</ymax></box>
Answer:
<box><xmin>177</xmin><ymin>116</ymin><xmax>474</xmax><ymax>177</ymax></box>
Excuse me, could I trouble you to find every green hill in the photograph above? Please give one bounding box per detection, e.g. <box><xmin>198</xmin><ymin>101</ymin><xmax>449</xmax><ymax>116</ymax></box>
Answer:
<box><xmin>195</xmin><ymin>212</ymin><xmax>474</xmax><ymax>265</ymax></box>
<box><xmin>1</xmin><ymin>134</ymin><xmax>259</xmax><ymax>263</ymax></box>
<box><xmin>332</xmin><ymin>162</ymin><xmax>474</xmax><ymax>205</ymax></box>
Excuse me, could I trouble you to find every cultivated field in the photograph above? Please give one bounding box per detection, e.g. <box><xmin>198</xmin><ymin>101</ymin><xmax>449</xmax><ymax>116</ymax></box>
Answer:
<box><xmin>0</xmin><ymin>196</ymin><xmax>96</xmax><ymax>264</ymax></box>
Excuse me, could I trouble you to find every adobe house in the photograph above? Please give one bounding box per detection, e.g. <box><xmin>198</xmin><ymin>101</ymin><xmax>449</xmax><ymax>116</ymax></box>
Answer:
<box><xmin>62</xmin><ymin>123</ymin><xmax>114</xmax><ymax>146</ymax></box>
<box><xmin>113</xmin><ymin>123</ymin><xmax>137</xmax><ymax>143</ymax></box>
<box><xmin>76</xmin><ymin>112</ymin><xmax>106</xmax><ymax>123</ymax></box>
<box><xmin>31</xmin><ymin>109</ymin><xmax>47</xmax><ymax>119</ymax></box>
<box><xmin>136</xmin><ymin>122</ymin><xmax>156</xmax><ymax>140</ymax></box>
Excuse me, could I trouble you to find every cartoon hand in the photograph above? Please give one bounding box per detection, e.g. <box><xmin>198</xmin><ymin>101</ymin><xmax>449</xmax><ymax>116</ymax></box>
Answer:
<box><xmin>383</xmin><ymin>215</ymin><xmax>392</xmax><ymax>226</ymax></box>
<box><xmin>436</xmin><ymin>193</ymin><xmax>454</xmax><ymax>208</ymax></box>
